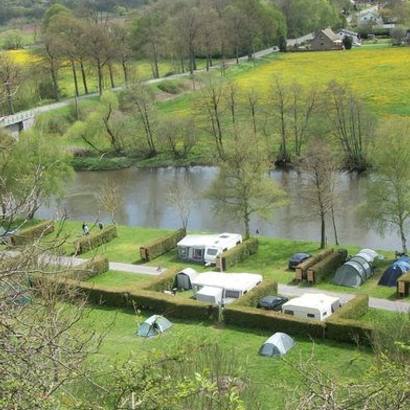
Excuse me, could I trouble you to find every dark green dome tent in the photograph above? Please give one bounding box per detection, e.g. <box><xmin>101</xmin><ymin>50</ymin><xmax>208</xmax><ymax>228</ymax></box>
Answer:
<box><xmin>333</xmin><ymin>249</ymin><xmax>379</xmax><ymax>288</ymax></box>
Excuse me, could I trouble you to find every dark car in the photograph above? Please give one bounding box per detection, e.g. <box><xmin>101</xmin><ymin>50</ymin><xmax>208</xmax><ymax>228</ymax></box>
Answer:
<box><xmin>288</xmin><ymin>252</ymin><xmax>311</xmax><ymax>270</ymax></box>
<box><xmin>257</xmin><ymin>295</ymin><xmax>289</xmax><ymax>311</ymax></box>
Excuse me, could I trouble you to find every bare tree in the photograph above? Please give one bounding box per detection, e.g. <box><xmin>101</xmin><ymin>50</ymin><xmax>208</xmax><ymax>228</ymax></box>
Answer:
<box><xmin>97</xmin><ymin>179</ymin><xmax>124</xmax><ymax>226</ymax></box>
<box><xmin>0</xmin><ymin>54</ymin><xmax>21</xmax><ymax>115</ymax></box>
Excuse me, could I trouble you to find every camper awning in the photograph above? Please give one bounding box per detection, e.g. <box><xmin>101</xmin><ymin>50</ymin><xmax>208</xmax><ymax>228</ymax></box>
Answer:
<box><xmin>191</xmin><ymin>272</ymin><xmax>263</xmax><ymax>292</ymax></box>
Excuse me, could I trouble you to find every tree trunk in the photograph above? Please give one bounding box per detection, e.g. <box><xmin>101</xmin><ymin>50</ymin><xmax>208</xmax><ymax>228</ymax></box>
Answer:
<box><xmin>97</xmin><ymin>63</ymin><xmax>103</xmax><ymax>95</ymax></box>
<box><xmin>108</xmin><ymin>64</ymin><xmax>115</xmax><ymax>89</ymax></box>
<box><xmin>71</xmin><ymin>60</ymin><xmax>79</xmax><ymax>97</ymax></box>
<box><xmin>50</xmin><ymin>68</ymin><xmax>59</xmax><ymax>101</ymax></box>
<box><xmin>5</xmin><ymin>82</ymin><xmax>14</xmax><ymax>115</ymax></box>
<box><xmin>331</xmin><ymin>203</ymin><xmax>339</xmax><ymax>245</ymax></box>
<box><xmin>400</xmin><ymin>224</ymin><xmax>407</xmax><ymax>253</ymax></box>
<box><xmin>320</xmin><ymin>213</ymin><xmax>326</xmax><ymax>249</ymax></box>
<box><xmin>122</xmin><ymin>58</ymin><xmax>128</xmax><ymax>84</ymax></box>
<box><xmin>80</xmin><ymin>61</ymin><xmax>88</xmax><ymax>94</ymax></box>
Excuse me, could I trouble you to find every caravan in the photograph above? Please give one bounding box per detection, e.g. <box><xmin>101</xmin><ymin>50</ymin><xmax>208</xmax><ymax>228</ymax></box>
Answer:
<box><xmin>177</xmin><ymin>233</ymin><xmax>242</xmax><ymax>265</ymax></box>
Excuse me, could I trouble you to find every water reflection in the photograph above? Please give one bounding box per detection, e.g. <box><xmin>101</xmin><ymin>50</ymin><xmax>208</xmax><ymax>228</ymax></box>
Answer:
<box><xmin>37</xmin><ymin>166</ymin><xmax>400</xmax><ymax>251</ymax></box>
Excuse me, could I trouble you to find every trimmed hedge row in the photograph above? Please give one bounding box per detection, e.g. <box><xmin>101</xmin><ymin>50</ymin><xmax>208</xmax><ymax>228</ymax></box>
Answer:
<box><xmin>295</xmin><ymin>248</ymin><xmax>333</xmax><ymax>281</ymax></box>
<box><xmin>74</xmin><ymin>225</ymin><xmax>118</xmax><ymax>254</ymax></box>
<box><xmin>64</xmin><ymin>256</ymin><xmax>110</xmax><ymax>280</ymax></box>
<box><xmin>397</xmin><ymin>272</ymin><xmax>410</xmax><ymax>297</ymax></box>
<box><xmin>11</xmin><ymin>220</ymin><xmax>54</xmax><ymax>246</ymax></box>
<box><xmin>140</xmin><ymin>229</ymin><xmax>186</xmax><ymax>261</ymax></box>
<box><xmin>141</xmin><ymin>266</ymin><xmax>182</xmax><ymax>292</ymax></box>
<box><xmin>216</xmin><ymin>238</ymin><xmax>259</xmax><ymax>271</ymax></box>
<box><xmin>330</xmin><ymin>294</ymin><xmax>369</xmax><ymax>320</ymax></box>
<box><xmin>307</xmin><ymin>249</ymin><xmax>348</xmax><ymax>284</ymax></box>
<box><xmin>223</xmin><ymin>305</ymin><xmax>326</xmax><ymax>339</ymax></box>
<box><xmin>230</xmin><ymin>279</ymin><xmax>278</xmax><ymax>308</ymax></box>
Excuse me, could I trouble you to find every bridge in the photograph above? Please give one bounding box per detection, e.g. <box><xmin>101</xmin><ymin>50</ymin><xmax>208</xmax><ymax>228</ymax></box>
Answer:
<box><xmin>0</xmin><ymin>111</ymin><xmax>36</xmax><ymax>138</ymax></box>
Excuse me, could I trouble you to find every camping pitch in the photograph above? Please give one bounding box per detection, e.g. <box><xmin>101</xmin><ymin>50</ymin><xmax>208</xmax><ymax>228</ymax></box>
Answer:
<box><xmin>378</xmin><ymin>256</ymin><xmax>410</xmax><ymax>287</ymax></box>
<box><xmin>137</xmin><ymin>315</ymin><xmax>172</xmax><ymax>338</ymax></box>
<box><xmin>259</xmin><ymin>333</ymin><xmax>295</xmax><ymax>357</ymax></box>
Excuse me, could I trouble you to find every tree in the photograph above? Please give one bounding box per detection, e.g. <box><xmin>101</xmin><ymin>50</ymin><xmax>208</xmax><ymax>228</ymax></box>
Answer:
<box><xmin>342</xmin><ymin>34</ymin><xmax>353</xmax><ymax>49</ymax></box>
<box><xmin>206</xmin><ymin>127</ymin><xmax>287</xmax><ymax>239</ymax></box>
<box><xmin>358</xmin><ymin>119</ymin><xmax>410</xmax><ymax>253</ymax></box>
<box><xmin>97</xmin><ymin>179</ymin><xmax>124</xmax><ymax>225</ymax></box>
<box><xmin>299</xmin><ymin>139</ymin><xmax>340</xmax><ymax>249</ymax></box>
<box><xmin>0</xmin><ymin>54</ymin><xmax>21</xmax><ymax>115</ymax></box>
<box><xmin>326</xmin><ymin>81</ymin><xmax>374</xmax><ymax>171</ymax></box>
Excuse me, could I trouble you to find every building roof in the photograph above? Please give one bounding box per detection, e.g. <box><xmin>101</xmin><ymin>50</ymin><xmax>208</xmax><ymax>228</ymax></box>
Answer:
<box><xmin>282</xmin><ymin>293</ymin><xmax>340</xmax><ymax>311</ymax></box>
<box><xmin>192</xmin><ymin>272</ymin><xmax>263</xmax><ymax>292</ymax></box>
<box><xmin>320</xmin><ymin>28</ymin><xmax>339</xmax><ymax>42</ymax></box>
<box><xmin>177</xmin><ymin>233</ymin><xmax>241</xmax><ymax>248</ymax></box>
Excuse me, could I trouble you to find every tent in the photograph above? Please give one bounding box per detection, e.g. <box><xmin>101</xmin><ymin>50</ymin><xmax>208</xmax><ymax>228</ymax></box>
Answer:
<box><xmin>333</xmin><ymin>249</ymin><xmax>379</xmax><ymax>288</ymax></box>
<box><xmin>378</xmin><ymin>258</ymin><xmax>410</xmax><ymax>287</ymax></box>
<box><xmin>175</xmin><ymin>268</ymin><xmax>198</xmax><ymax>290</ymax></box>
<box><xmin>137</xmin><ymin>315</ymin><xmax>172</xmax><ymax>338</ymax></box>
<box><xmin>258</xmin><ymin>332</ymin><xmax>295</xmax><ymax>357</ymax></box>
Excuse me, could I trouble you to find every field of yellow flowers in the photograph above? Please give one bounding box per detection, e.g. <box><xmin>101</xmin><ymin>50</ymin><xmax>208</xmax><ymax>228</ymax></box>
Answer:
<box><xmin>235</xmin><ymin>47</ymin><xmax>410</xmax><ymax>116</ymax></box>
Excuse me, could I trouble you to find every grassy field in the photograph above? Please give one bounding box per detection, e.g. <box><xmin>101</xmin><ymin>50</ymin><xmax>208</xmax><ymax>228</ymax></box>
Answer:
<box><xmin>79</xmin><ymin>304</ymin><xmax>375</xmax><ymax>409</ymax></box>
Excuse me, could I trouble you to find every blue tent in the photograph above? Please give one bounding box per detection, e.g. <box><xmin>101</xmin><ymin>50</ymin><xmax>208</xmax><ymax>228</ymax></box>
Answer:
<box><xmin>378</xmin><ymin>257</ymin><xmax>410</xmax><ymax>287</ymax></box>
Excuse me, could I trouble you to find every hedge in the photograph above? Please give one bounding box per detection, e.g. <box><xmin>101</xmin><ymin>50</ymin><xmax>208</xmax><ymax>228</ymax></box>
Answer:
<box><xmin>73</xmin><ymin>225</ymin><xmax>118</xmax><ymax>254</ymax></box>
<box><xmin>140</xmin><ymin>229</ymin><xmax>186</xmax><ymax>261</ymax></box>
<box><xmin>223</xmin><ymin>305</ymin><xmax>326</xmax><ymax>339</ymax></box>
<box><xmin>216</xmin><ymin>238</ymin><xmax>259</xmax><ymax>271</ymax></box>
<box><xmin>11</xmin><ymin>220</ymin><xmax>54</xmax><ymax>246</ymax></box>
<box><xmin>229</xmin><ymin>279</ymin><xmax>278</xmax><ymax>308</ymax></box>
<box><xmin>63</xmin><ymin>256</ymin><xmax>110</xmax><ymax>280</ymax></box>
<box><xmin>307</xmin><ymin>249</ymin><xmax>348</xmax><ymax>284</ymax></box>
<box><xmin>141</xmin><ymin>266</ymin><xmax>182</xmax><ymax>292</ymax></box>
<box><xmin>330</xmin><ymin>294</ymin><xmax>369</xmax><ymax>321</ymax></box>
<box><xmin>397</xmin><ymin>272</ymin><xmax>410</xmax><ymax>297</ymax></box>
<box><xmin>295</xmin><ymin>248</ymin><xmax>333</xmax><ymax>281</ymax></box>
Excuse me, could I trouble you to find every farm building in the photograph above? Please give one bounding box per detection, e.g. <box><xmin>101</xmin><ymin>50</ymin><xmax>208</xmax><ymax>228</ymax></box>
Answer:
<box><xmin>310</xmin><ymin>28</ymin><xmax>344</xmax><ymax>51</ymax></box>
<box><xmin>191</xmin><ymin>272</ymin><xmax>263</xmax><ymax>305</ymax></box>
<box><xmin>177</xmin><ymin>233</ymin><xmax>242</xmax><ymax>265</ymax></box>
<box><xmin>282</xmin><ymin>293</ymin><xmax>341</xmax><ymax>321</ymax></box>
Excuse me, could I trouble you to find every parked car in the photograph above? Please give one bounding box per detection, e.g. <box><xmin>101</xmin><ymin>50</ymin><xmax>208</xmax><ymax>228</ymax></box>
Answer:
<box><xmin>288</xmin><ymin>253</ymin><xmax>311</xmax><ymax>270</ymax></box>
<box><xmin>257</xmin><ymin>295</ymin><xmax>289</xmax><ymax>311</ymax></box>
<box><xmin>272</xmin><ymin>46</ymin><xmax>280</xmax><ymax>52</ymax></box>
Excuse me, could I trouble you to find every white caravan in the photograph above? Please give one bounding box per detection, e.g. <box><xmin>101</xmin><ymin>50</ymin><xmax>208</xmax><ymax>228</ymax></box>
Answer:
<box><xmin>281</xmin><ymin>293</ymin><xmax>341</xmax><ymax>322</ymax></box>
<box><xmin>177</xmin><ymin>233</ymin><xmax>242</xmax><ymax>265</ymax></box>
<box><xmin>192</xmin><ymin>272</ymin><xmax>263</xmax><ymax>305</ymax></box>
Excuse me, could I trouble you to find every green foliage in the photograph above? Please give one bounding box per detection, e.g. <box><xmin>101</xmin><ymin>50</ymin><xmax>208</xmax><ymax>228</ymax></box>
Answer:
<box><xmin>11</xmin><ymin>220</ymin><xmax>54</xmax><ymax>246</ymax></box>
<box><xmin>229</xmin><ymin>278</ymin><xmax>278</xmax><ymax>308</ymax></box>
<box><xmin>331</xmin><ymin>294</ymin><xmax>370</xmax><ymax>320</ymax></box>
<box><xmin>296</xmin><ymin>248</ymin><xmax>333</xmax><ymax>280</ymax></box>
<box><xmin>342</xmin><ymin>35</ymin><xmax>353</xmax><ymax>50</ymax></box>
<box><xmin>64</xmin><ymin>256</ymin><xmax>110</xmax><ymax>280</ymax></box>
<box><xmin>140</xmin><ymin>229</ymin><xmax>186</xmax><ymax>261</ymax></box>
<box><xmin>70</xmin><ymin>156</ymin><xmax>133</xmax><ymax>171</ymax></box>
<box><xmin>73</xmin><ymin>225</ymin><xmax>118</xmax><ymax>255</ymax></box>
<box><xmin>308</xmin><ymin>249</ymin><xmax>348</xmax><ymax>284</ymax></box>
<box><xmin>156</xmin><ymin>81</ymin><xmax>184</xmax><ymax>94</ymax></box>
<box><xmin>217</xmin><ymin>238</ymin><xmax>259</xmax><ymax>271</ymax></box>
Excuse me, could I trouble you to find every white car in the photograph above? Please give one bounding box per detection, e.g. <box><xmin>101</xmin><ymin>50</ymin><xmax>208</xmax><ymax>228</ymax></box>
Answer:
<box><xmin>352</xmin><ymin>41</ymin><xmax>362</xmax><ymax>47</ymax></box>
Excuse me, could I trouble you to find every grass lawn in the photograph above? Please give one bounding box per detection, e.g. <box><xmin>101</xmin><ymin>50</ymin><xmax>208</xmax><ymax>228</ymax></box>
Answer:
<box><xmin>87</xmin><ymin>270</ymin><xmax>151</xmax><ymax>287</ymax></box>
<box><xmin>80</xmin><ymin>305</ymin><xmax>374</xmax><ymax>409</ymax></box>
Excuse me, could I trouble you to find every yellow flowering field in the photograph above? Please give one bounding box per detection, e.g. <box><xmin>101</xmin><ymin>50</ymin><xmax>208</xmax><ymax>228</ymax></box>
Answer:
<box><xmin>236</xmin><ymin>47</ymin><xmax>410</xmax><ymax>116</ymax></box>
<box><xmin>8</xmin><ymin>49</ymin><xmax>39</xmax><ymax>65</ymax></box>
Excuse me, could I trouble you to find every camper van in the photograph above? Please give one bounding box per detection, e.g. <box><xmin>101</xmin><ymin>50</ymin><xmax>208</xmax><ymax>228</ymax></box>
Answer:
<box><xmin>192</xmin><ymin>272</ymin><xmax>262</xmax><ymax>305</ymax></box>
<box><xmin>177</xmin><ymin>233</ymin><xmax>242</xmax><ymax>265</ymax></box>
<box><xmin>281</xmin><ymin>293</ymin><xmax>341</xmax><ymax>321</ymax></box>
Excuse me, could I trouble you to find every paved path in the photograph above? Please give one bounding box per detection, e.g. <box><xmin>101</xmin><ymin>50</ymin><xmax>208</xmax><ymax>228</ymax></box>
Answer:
<box><xmin>109</xmin><ymin>261</ymin><xmax>166</xmax><ymax>275</ymax></box>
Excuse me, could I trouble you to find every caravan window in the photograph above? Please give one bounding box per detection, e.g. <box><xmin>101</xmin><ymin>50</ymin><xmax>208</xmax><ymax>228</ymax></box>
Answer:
<box><xmin>307</xmin><ymin>313</ymin><xmax>315</xmax><ymax>318</ymax></box>
<box><xmin>225</xmin><ymin>290</ymin><xmax>240</xmax><ymax>299</ymax></box>
<box><xmin>193</xmin><ymin>249</ymin><xmax>203</xmax><ymax>260</ymax></box>
<box><xmin>207</xmin><ymin>249</ymin><xmax>218</xmax><ymax>256</ymax></box>
<box><xmin>179</xmin><ymin>247</ymin><xmax>188</xmax><ymax>258</ymax></box>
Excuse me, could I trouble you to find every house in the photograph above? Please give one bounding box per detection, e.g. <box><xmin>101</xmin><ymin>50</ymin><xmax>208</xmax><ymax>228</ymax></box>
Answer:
<box><xmin>177</xmin><ymin>233</ymin><xmax>242</xmax><ymax>265</ymax></box>
<box><xmin>336</xmin><ymin>28</ymin><xmax>360</xmax><ymax>44</ymax></box>
<box><xmin>310</xmin><ymin>28</ymin><xmax>344</xmax><ymax>51</ymax></box>
<box><xmin>281</xmin><ymin>293</ymin><xmax>341</xmax><ymax>321</ymax></box>
<box><xmin>357</xmin><ymin>8</ymin><xmax>383</xmax><ymax>27</ymax></box>
<box><xmin>191</xmin><ymin>272</ymin><xmax>263</xmax><ymax>305</ymax></box>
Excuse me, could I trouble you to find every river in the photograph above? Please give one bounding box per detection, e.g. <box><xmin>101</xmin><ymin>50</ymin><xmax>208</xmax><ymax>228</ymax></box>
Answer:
<box><xmin>37</xmin><ymin>166</ymin><xmax>400</xmax><ymax>251</ymax></box>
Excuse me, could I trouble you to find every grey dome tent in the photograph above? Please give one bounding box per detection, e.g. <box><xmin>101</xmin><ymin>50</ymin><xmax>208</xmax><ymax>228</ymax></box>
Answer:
<box><xmin>137</xmin><ymin>315</ymin><xmax>172</xmax><ymax>338</ymax></box>
<box><xmin>175</xmin><ymin>268</ymin><xmax>198</xmax><ymax>290</ymax></box>
<box><xmin>378</xmin><ymin>257</ymin><xmax>410</xmax><ymax>287</ymax></box>
<box><xmin>258</xmin><ymin>332</ymin><xmax>295</xmax><ymax>357</ymax></box>
<box><xmin>333</xmin><ymin>249</ymin><xmax>379</xmax><ymax>288</ymax></box>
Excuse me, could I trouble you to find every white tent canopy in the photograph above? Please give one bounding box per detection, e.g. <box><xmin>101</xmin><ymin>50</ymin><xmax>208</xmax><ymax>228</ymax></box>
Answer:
<box><xmin>176</xmin><ymin>268</ymin><xmax>199</xmax><ymax>290</ymax></box>
<box><xmin>137</xmin><ymin>315</ymin><xmax>173</xmax><ymax>338</ymax></box>
<box><xmin>259</xmin><ymin>333</ymin><xmax>296</xmax><ymax>357</ymax></box>
<box><xmin>191</xmin><ymin>272</ymin><xmax>263</xmax><ymax>292</ymax></box>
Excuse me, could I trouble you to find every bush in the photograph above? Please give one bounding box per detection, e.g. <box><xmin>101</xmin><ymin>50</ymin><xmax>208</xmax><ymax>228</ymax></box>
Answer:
<box><xmin>64</xmin><ymin>256</ymin><xmax>109</xmax><ymax>280</ymax></box>
<box><xmin>142</xmin><ymin>266</ymin><xmax>182</xmax><ymax>292</ymax></box>
<box><xmin>73</xmin><ymin>225</ymin><xmax>118</xmax><ymax>254</ymax></box>
<box><xmin>11</xmin><ymin>220</ymin><xmax>54</xmax><ymax>246</ymax></box>
<box><xmin>307</xmin><ymin>249</ymin><xmax>347</xmax><ymax>284</ymax></box>
<box><xmin>330</xmin><ymin>294</ymin><xmax>369</xmax><ymax>320</ymax></box>
<box><xmin>157</xmin><ymin>81</ymin><xmax>183</xmax><ymax>94</ymax></box>
<box><xmin>230</xmin><ymin>279</ymin><xmax>278</xmax><ymax>308</ymax></box>
<box><xmin>296</xmin><ymin>248</ymin><xmax>333</xmax><ymax>281</ymax></box>
<box><xmin>140</xmin><ymin>229</ymin><xmax>186</xmax><ymax>261</ymax></box>
<box><xmin>216</xmin><ymin>238</ymin><xmax>259</xmax><ymax>271</ymax></box>
<box><xmin>224</xmin><ymin>305</ymin><xmax>326</xmax><ymax>339</ymax></box>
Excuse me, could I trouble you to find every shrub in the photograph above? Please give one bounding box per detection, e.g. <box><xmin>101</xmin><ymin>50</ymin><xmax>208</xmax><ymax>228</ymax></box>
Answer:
<box><xmin>295</xmin><ymin>248</ymin><xmax>333</xmax><ymax>281</ymax></box>
<box><xmin>216</xmin><ymin>238</ymin><xmax>259</xmax><ymax>271</ymax></box>
<box><xmin>63</xmin><ymin>256</ymin><xmax>109</xmax><ymax>280</ymax></box>
<box><xmin>223</xmin><ymin>305</ymin><xmax>325</xmax><ymax>339</ymax></box>
<box><xmin>307</xmin><ymin>249</ymin><xmax>348</xmax><ymax>284</ymax></box>
<box><xmin>230</xmin><ymin>279</ymin><xmax>278</xmax><ymax>308</ymax></box>
<box><xmin>142</xmin><ymin>266</ymin><xmax>182</xmax><ymax>292</ymax></box>
<box><xmin>325</xmin><ymin>318</ymin><xmax>374</xmax><ymax>344</ymax></box>
<box><xmin>140</xmin><ymin>229</ymin><xmax>186</xmax><ymax>261</ymax></box>
<box><xmin>157</xmin><ymin>81</ymin><xmax>183</xmax><ymax>94</ymax></box>
<box><xmin>11</xmin><ymin>220</ymin><xmax>54</xmax><ymax>246</ymax></box>
<box><xmin>73</xmin><ymin>225</ymin><xmax>118</xmax><ymax>254</ymax></box>
<box><xmin>330</xmin><ymin>294</ymin><xmax>369</xmax><ymax>320</ymax></box>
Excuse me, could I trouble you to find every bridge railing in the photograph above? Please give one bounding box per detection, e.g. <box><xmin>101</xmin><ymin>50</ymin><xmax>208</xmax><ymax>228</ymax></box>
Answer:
<box><xmin>0</xmin><ymin>111</ymin><xmax>35</xmax><ymax>127</ymax></box>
